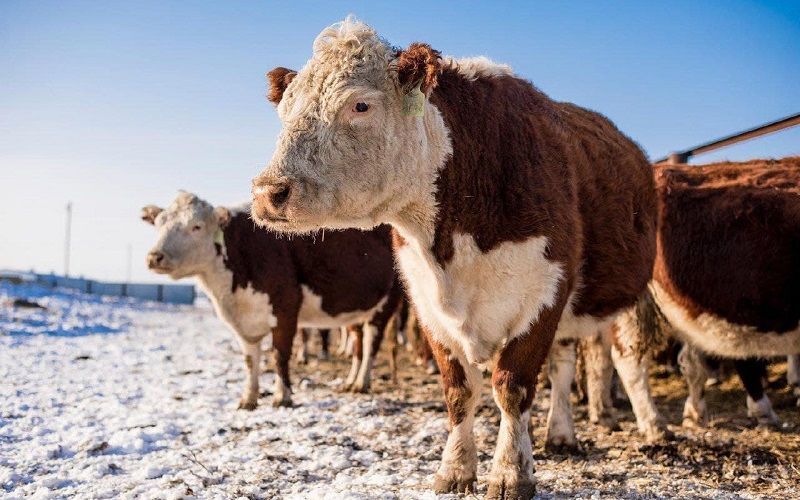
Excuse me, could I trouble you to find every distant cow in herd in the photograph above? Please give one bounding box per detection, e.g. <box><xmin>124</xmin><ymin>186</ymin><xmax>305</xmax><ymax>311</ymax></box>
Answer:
<box><xmin>141</xmin><ymin>192</ymin><xmax>402</xmax><ymax>409</ymax></box>
<box><xmin>251</xmin><ymin>18</ymin><xmax>657</xmax><ymax>498</ymax></box>
<box><xmin>631</xmin><ymin>157</ymin><xmax>800</xmax><ymax>426</ymax></box>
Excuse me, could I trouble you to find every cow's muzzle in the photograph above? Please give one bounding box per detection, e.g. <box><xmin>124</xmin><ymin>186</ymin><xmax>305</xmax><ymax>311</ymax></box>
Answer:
<box><xmin>251</xmin><ymin>175</ymin><xmax>294</xmax><ymax>224</ymax></box>
<box><xmin>146</xmin><ymin>250</ymin><xmax>172</xmax><ymax>273</ymax></box>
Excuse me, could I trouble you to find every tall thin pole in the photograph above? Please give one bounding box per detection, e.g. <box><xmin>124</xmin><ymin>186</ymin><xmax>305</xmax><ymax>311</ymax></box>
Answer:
<box><xmin>64</xmin><ymin>202</ymin><xmax>72</xmax><ymax>277</ymax></box>
<box><xmin>126</xmin><ymin>243</ymin><xmax>132</xmax><ymax>283</ymax></box>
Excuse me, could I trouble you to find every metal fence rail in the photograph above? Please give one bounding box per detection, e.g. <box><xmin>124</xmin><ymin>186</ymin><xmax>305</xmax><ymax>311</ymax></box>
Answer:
<box><xmin>655</xmin><ymin>112</ymin><xmax>800</xmax><ymax>164</ymax></box>
<box><xmin>35</xmin><ymin>273</ymin><xmax>195</xmax><ymax>305</ymax></box>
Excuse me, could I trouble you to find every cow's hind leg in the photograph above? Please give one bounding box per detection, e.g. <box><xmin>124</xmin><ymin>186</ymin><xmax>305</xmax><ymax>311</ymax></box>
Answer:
<box><xmin>609</xmin><ymin>309</ymin><xmax>667</xmax><ymax>441</ymax></box>
<box><xmin>342</xmin><ymin>325</ymin><xmax>362</xmax><ymax>391</ymax></box>
<box><xmin>787</xmin><ymin>354</ymin><xmax>800</xmax><ymax>405</ymax></box>
<box><xmin>318</xmin><ymin>329</ymin><xmax>330</xmax><ymax>361</ymax></box>
<box><xmin>296</xmin><ymin>328</ymin><xmax>309</xmax><ymax>364</ymax></box>
<box><xmin>582</xmin><ymin>332</ymin><xmax>618</xmax><ymax>431</ymax></box>
<box><xmin>678</xmin><ymin>344</ymin><xmax>708</xmax><ymax>427</ymax></box>
<box><xmin>351</xmin><ymin>323</ymin><xmax>379</xmax><ymax>393</ymax></box>
<box><xmin>429</xmin><ymin>337</ymin><xmax>481</xmax><ymax>495</ymax></box>
<box><xmin>237</xmin><ymin>338</ymin><xmax>262</xmax><ymax>410</ymax></box>
<box><xmin>545</xmin><ymin>339</ymin><xmax>578</xmax><ymax>450</ymax></box>
<box><xmin>735</xmin><ymin>358</ymin><xmax>779</xmax><ymax>427</ymax></box>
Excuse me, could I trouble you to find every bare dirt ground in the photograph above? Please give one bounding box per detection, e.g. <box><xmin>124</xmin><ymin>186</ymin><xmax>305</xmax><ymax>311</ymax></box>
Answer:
<box><xmin>294</xmin><ymin>336</ymin><xmax>800</xmax><ymax>499</ymax></box>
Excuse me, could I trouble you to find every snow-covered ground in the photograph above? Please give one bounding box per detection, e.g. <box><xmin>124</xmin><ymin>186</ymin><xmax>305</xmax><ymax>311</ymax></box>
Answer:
<box><xmin>2</xmin><ymin>281</ymin><xmax>798</xmax><ymax>499</ymax></box>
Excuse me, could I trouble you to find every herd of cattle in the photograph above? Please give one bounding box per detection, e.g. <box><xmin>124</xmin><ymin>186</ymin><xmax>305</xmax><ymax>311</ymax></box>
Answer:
<box><xmin>139</xmin><ymin>18</ymin><xmax>798</xmax><ymax>499</ymax></box>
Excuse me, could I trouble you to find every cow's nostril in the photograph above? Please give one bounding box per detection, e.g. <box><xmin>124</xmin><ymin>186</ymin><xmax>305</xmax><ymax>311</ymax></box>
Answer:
<box><xmin>269</xmin><ymin>183</ymin><xmax>291</xmax><ymax>209</ymax></box>
<box><xmin>148</xmin><ymin>251</ymin><xmax>165</xmax><ymax>266</ymax></box>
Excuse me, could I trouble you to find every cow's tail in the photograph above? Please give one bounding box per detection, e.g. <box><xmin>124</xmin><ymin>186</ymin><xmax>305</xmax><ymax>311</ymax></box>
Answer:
<box><xmin>633</xmin><ymin>286</ymin><xmax>671</xmax><ymax>359</ymax></box>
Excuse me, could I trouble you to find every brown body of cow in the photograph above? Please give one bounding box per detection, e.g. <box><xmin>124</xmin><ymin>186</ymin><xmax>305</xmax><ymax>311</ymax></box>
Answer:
<box><xmin>646</xmin><ymin>157</ymin><xmax>800</xmax><ymax>426</ymax></box>
<box><xmin>250</xmin><ymin>20</ymin><xmax>657</xmax><ymax>498</ymax></box>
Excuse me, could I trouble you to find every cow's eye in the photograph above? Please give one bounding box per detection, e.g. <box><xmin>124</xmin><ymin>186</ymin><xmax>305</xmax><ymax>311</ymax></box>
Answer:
<box><xmin>191</xmin><ymin>224</ymin><xmax>202</xmax><ymax>232</ymax></box>
<box><xmin>354</xmin><ymin>102</ymin><xmax>369</xmax><ymax>113</ymax></box>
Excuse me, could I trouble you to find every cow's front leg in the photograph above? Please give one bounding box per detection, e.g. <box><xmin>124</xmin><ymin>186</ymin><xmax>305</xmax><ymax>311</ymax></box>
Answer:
<box><xmin>342</xmin><ymin>325</ymin><xmax>362</xmax><ymax>391</ymax></box>
<box><xmin>487</xmin><ymin>306</ymin><xmax>561</xmax><ymax>500</ymax></box>
<box><xmin>787</xmin><ymin>354</ymin><xmax>800</xmax><ymax>405</ymax></box>
<box><xmin>296</xmin><ymin>328</ymin><xmax>309</xmax><ymax>364</ymax></box>
<box><xmin>271</xmin><ymin>321</ymin><xmax>295</xmax><ymax>407</ymax></box>
<box><xmin>429</xmin><ymin>337</ymin><xmax>481</xmax><ymax>494</ymax></box>
<box><xmin>545</xmin><ymin>339</ymin><xmax>577</xmax><ymax>449</ymax></box>
<box><xmin>351</xmin><ymin>323</ymin><xmax>379</xmax><ymax>393</ymax></box>
<box><xmin>237</xmin><ymin>338</ymin><xmax>262</xmax><ymax>410</ymax></box>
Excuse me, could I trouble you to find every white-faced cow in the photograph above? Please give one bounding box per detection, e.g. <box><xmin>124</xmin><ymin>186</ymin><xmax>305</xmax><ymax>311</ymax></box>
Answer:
<box><xmin>642</xmin><ymin>158</ymin><xmax>800</xmax><ymax>426</ymax></box>
<box><xmin>141</xmin><ymin>191</ymin><xmax>402</xmax><ymax>409</ymax></box>
<box><xmin>250</xmin><ymin>19</ymin><xmax>656</xmax><ymax>498</ymax></box>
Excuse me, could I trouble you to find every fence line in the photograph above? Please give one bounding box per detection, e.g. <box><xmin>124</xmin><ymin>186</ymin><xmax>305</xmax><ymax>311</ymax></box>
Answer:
<box><xmin>34</xmin><ymin>273</ymin><xmax>195</xmax><ymax>305</ymax></box>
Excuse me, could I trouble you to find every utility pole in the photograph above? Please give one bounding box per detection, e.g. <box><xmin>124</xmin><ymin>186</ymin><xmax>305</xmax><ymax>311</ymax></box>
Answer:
<box><xmin>126</xmin><ymin>243</ymin><xmax>132</xmax><ymax>283</ymax></box>
<box><xmin>64</xmin><ymin>202</ymin><xmax>72</xmax><ymax>277</ymax></box>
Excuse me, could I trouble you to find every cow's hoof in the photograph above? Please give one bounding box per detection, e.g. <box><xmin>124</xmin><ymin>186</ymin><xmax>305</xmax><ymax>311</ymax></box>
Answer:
<box><xmin>271</xmin><ymin>396</ymin><xmax>293</xmax><ymax>408</ymax></box>
<box><xmin>591</xmin><ymin>412</ymin><xmax>620</xmax><ymax>432</ymax></box>
<box><xmin>237</xmin><ymin>399</ymin><xmax>258</xmax><ymax>411</ymax></box>
<box><xmin>681</xmin><ymin>416</ymin><xmax>706</xmax><ymax>428</ymax></box>
<box><xmin>486</xmin><ymin>479</ymin><xmax>536</xmax><ymax>500</ymax></box>
<box><xmin>644</xmin><ymin>425</ymin><xmax>674</xmax><ymax>443</ymax></box>
<box><xmin>544</xmin><ymin>435</ymin><xmax>578</xmax><ymax>454</ymax></box>
<box><xmin>349</xmin><ymin>383</ymin><xmax>370</xmax><ymax>394</ymax></box>
<box><xmin>433</xmin><ymin>474</ymin><xmax>477</xmax><ymax>494</ymax></box>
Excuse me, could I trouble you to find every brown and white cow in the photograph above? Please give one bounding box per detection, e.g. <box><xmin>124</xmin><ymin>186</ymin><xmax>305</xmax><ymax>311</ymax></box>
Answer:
<box><xmin>141</xmin><ymin>191</ymin><xmax>402</xmax><ymax>409</ymax></box>
<box><xmin>640</xmin><ymin>158</ymin><xmax>800</xmax><ymax>426</ymax></box>
<box><xmin>250</xmin><ymin>19</ymin><xmax>656</xmax><ymax>498</ymax></box>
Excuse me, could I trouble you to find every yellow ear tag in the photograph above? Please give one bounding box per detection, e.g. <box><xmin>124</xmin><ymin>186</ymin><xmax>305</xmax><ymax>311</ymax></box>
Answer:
<box><xmin>402</xmin><ymin>83</ymin><xmax>425</xmax><ymax>117</ymax></box>
<box><xmin>214</xmin><ymin>228</ymin><xmax>225</xmax><ymax>247</ymax></box>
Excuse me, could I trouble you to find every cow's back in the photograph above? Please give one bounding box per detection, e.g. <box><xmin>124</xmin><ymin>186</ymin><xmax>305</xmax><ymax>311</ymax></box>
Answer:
<box><xmin>559</xmin><ymin>103</ymin><xmax>658</xmax><ymax>318</ymax></box>
<box><xmin>654</xmin><ymin>158</ymin><xmax>800</xmax><ymax>333</ymax></box>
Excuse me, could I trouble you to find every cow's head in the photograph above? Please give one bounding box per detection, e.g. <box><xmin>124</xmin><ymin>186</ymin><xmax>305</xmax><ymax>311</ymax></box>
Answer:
<box><xmin>252</xmin><ymin>18</ymin><xmax>452</xmax><ymax>233</ymax></box>
<box><xmin>140</xmin><ymin>191</ymin><xmax>231</xmax><ymax>279</ymax></box>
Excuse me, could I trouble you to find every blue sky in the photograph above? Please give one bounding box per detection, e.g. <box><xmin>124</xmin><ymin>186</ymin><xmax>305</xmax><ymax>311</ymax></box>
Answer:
<box><xmin>1</xmin><ymin>1</ymin><xmax>799</xmax><ymax>282</ymax></box>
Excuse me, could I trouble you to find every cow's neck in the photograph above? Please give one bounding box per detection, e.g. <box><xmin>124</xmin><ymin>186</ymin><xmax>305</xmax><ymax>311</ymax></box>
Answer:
<box><xmin>196</xmin><ymin>254</ymin><xmax>235</xmax><ymax>310</ymax></box>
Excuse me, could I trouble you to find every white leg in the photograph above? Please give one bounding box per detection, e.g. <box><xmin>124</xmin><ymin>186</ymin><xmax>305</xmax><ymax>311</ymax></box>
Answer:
<box><xmin>545</xmin><ymin>339</ymin><xmax>577</xmax><ymax>448</ymax></box>
<box><xmin>237</xmin><ymin>338</ymin><xmax>262</xmax><ymax>410</ymax></box>
<box><xmin>336</xmin><ymin>327</ymin><xmax>348</xmax><ymax>356</ymax></box>
<box><xmin>746</xmin><ymin>395</ymin><xmax>779</xmax><ymax>426</ymax></box>
<box><xmin>583</xmin><ymin>332</ymin><xmax>617</xmax><ymax>429</ymax></box>
<box><xmin>487</xmin><ymin>390</ymin><xmax>535</xmax><ymax>499</ymax></box>
<box><xmin>434</xmin><ymin>359</ymin><xmax>482</xmax><ymax>494</ymax></box>
<box><xmin>788</xmin><ymin>355</ymin><xmax>800</xmax><ymax>405</ymax></box>
<box><xmin>678</xmin><ymin>343</ymin><xmax>708</xmax><ymax>427</ymax></box>
<box><xmin>609</xmin><ymin>309</ymin><xmax>666</xmax><ymax>441</ymax></box>
<box><xmin>272</xmin><ymin>371</ymin><xmax>292</xmax><ymax>407</ymax></box>
<box><xmin>352</xmin><ymin>324</ymin><xmax>376</xmax><ymax>393</ymax></box>
<box><xmin>296</xmin><ymin>329</ymin><xmax>309</xmax><ymax>364</ymax></box>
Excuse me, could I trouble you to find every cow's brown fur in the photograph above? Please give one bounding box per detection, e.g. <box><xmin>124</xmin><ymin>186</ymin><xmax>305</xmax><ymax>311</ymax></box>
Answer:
<box><xmin>653</xmin><ymin>157</ymin><xmax>800</xmax><ymax>332</ymax></box>
<box><xmin>267</xmin><ymin>67</ymin><xmax>298</xmax><ymax>105</ymax></box>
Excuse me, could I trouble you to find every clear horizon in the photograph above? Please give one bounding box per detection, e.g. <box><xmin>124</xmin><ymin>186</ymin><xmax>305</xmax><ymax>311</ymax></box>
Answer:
<box><xmin>2</xmin><ymin>1</ymin><xmax>799</xmax><ymax>283</ymax></box>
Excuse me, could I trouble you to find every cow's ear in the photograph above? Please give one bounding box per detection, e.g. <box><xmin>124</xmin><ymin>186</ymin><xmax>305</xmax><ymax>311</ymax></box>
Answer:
<box><xmin>267</xmin><ymin>67</ymin><xmax>298</xmax><ymax>105</ymax></box>
<box><xmin>141</xmin><ymin>205</ymin><xmax>163</xmax><ymax>225</ymax></box>
<box><xmin>214</xmin><ymin>206</ymin><xmax>231</xmax><ymax>228</ymax></box>
<box><xmin>394</xmin><ymin>43</ymin><xmax>441</xmax><ymax>95</ymax></box>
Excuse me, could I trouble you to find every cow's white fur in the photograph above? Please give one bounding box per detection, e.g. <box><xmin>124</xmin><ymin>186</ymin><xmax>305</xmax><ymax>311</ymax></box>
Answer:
<box><xmin>442</xmin><ymin>56</ymin><xmax>514</xmax><ymax>81</ymax></box>
<box><xmin>298</xmin><ymin>285</ymin><xmax>386</xmax><ymax>329</ymax></box>
<box><xmin>546</xmin><ymin>340</ymin><xmax>577</xmax><ymax>447</ymax></box>
<box><xmin>352</xmin><ymin>323</ymin><xmax>377</xmax><ymax>392</ymax></box>
<box><xmin>651</xmin><ymin>281</ymin><xmax>800</xmax><ymax>358</ymax></box>
<box><xmin>609</xmin><ymin>307</ymin><xmax>665</xmax><ymax>440</ymax></box>
<box><xmin>489</xmin><ymin>405</ymin><xmax>534</xmax><ymax>491</ymax></box>
<box><xmin>747</xmin><ymin>395</ymin><xmax>779</xmax><ymax>426</ymax></box>
<box><xmin>678</xmin><ymin>343</ymin><xmax>708</xmax><ymax>427</ymax></box>
<box><xmin>394</xmin><ymin>231</ymin><xmax>564</xmax><ymax>366</ymax></box>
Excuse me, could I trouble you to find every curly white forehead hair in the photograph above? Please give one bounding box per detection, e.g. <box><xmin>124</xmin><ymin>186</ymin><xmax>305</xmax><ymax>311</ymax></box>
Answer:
<box><xmin>311</xmin><ymin>16</ymin><xmax>391</xmax><ymax>60</ymax></box>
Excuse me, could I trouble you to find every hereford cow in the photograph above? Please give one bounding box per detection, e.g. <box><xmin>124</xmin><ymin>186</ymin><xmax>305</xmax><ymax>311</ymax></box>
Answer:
<box><xmin>250</xmin><ymin>19</ymin><xmax>657</xmax><ymax>498</ymax></box>
<box><xmin>643</xmin><ymin>158</ymin><xmax>800</xmax><ymax>426</ymax></box>
<box><xmin>141</xmin><ymin>191</ymin><xmax>402</xmax><ymax>409</ymax></box>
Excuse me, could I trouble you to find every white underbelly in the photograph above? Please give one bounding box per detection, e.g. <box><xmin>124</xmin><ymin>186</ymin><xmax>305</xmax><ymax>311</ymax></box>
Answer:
<box><xmin>651</xmin><ymin>281</ymin><xmax>800</xmax><ymax>358</ymax></box>
<box><xmin>297</xmin><ymin>285</ymin><xmax>385</xmax><ymax>329</ymax></box>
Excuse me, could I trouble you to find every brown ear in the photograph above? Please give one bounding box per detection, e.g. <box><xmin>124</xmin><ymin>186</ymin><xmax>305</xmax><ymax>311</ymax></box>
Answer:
<box><xmin>267</xmin><ymin>67</ymin><xmax>298</xmax><ymax>105</ymax></box>
<box><xmin>395</xmin><ymin>43</ymin><xmax>441</xmax><ymax>95</ymax></box>
<box><xmin>213</xmin><ymin>206</ymin><xmax>231</xmax><ymax>227</ymax></box>
<box><xmin>141</xmin><ymin>205</ymin><xmax>163</xmax><ymax>225</ymax></box>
